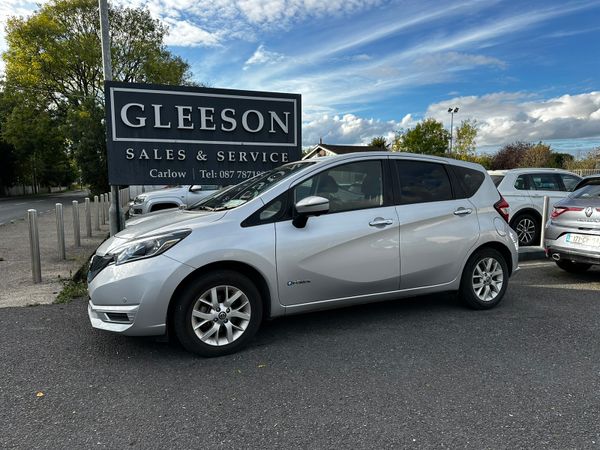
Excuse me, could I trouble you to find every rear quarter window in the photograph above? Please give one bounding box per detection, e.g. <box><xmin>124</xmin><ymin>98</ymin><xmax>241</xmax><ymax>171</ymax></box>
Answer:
<box><xmin>452</xmin><ymin>166</ymin><xmax>485</xmax><ymax>198</ymax></box>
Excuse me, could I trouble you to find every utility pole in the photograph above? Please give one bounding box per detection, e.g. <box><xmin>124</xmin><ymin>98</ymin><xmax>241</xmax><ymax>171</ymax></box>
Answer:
<box><xmin>98</xmin><ymin>0</ymin><xmax>120</xmax><ymax>235</ymax></box>
<box><xmin>447</xmin><ymin>107</ymin><xmax>459</xmax><ymax>154</ymax></box>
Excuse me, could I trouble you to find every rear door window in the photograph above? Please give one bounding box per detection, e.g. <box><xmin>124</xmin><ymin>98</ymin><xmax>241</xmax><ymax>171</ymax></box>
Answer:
<box><xmin>530</xmin><ymin>173</ymin><xmax>562</xmax><ymax>191</ymax></box>
<box><xmin>395</xmin><ymin>160</ymin><xmax>453</xmax><ymax>204</ymax></box>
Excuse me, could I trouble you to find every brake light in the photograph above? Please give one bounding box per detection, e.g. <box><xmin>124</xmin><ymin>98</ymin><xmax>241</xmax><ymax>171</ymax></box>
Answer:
<box><xmin>551</xmin><ymin>206</ymin><xmax>583</xmax><ymax>218</ymax></box>
<box><xmin>494</xmin><ymin>195</ymin><xmax>510</xmax><ymax>223</ymax></box>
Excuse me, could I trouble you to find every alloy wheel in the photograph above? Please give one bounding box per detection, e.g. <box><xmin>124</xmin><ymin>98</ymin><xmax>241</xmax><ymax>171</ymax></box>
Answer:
<box><xmin>472</xmin><ymin>257</ymin><xmax>504</xmax><ymax>302</ymax></box>
<box><xmin>190</xmin><ymin>285</ymin><xmax>251</xmax><ymax>346</ymax></box>
<box><xmin>515</xmin><ymin>218</ymin><xmax>536</xmax><ymax>244</ymax></box>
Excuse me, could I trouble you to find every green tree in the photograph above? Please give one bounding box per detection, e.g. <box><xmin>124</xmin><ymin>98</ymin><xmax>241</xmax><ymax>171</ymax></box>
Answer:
<box><xmin>392</xmin><ymin>118</ymin><xmax>450</xmax><ymax>156</ymax></box>
<box><xmin>454</xmin><ymin>119</ymin><xmax>478</xmax><ymax>157</ymax></box>
<box><xmin>368</xmin><ymin>136</ymin><xmax>389</xmax><ymax>150</ymax></box>
<box><xmin>518</xmin><ymin>142</ymin><xmax>553</xmax><ymax>168</ymax></box>
<box><xmin>490</xmin><ymin>141</ymin><xmax>529</xmax><ymax>169</ymax></box>
<box><xmin>2</xmin><ymin>0</ymin><xmax>192</xmax><ymax>193</ymax></box>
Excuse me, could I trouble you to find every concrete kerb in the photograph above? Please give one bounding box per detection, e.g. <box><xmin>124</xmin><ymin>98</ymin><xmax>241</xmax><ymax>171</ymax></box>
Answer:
<box><xmin>0</xmin><ymin>202</ymin><xmax>109</xmax><ymax>308</ymax></box>
<box><xmin>518</xmin><ymin>246</ymin><xmax>547</xmax><ymax>262</ymax></box>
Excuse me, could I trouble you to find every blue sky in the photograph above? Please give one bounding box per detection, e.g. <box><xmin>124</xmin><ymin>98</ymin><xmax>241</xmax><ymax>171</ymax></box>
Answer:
<box><xmin>2</xmin><ymin>0</ymin><xmax>600</xmax><ymax>154</ymax></box>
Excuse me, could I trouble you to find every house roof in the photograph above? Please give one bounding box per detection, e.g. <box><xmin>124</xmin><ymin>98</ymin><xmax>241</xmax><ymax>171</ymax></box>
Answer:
<box><xmin>315</xmin><ymin>144</ymin><xmax>383</xmax><ymax>154</ymax></box>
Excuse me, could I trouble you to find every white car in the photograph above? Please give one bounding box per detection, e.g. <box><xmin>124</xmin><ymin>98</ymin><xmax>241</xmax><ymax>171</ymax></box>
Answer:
<box><xmin>489</xmin><ymin>169</ymin><xmax>581</xmax><ymax>246</ymax></box>
<box><xmin>130</xmin><ymin>185</ymin><xmax>221</xmax><ymax>216</ymax></box>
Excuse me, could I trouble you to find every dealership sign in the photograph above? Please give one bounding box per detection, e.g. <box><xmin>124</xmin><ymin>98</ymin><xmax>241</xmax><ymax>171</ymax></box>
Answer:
<box><xmin>104</xmin><ymin>81</ymin><xmax>301</xmax><ymax>185</ymax></box>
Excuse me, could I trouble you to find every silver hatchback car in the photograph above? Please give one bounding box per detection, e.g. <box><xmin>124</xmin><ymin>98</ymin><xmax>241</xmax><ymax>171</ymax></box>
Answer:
<box><xmin>88</xmin><ymin>152</ymin><xmax>519</xmax><ymax>356</ymax></box>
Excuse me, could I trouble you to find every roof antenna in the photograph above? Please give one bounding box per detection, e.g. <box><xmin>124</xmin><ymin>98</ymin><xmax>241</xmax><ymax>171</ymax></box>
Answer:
<box><xmin>319</xmin><ymin>137</ymin><xmax>322</xmax><ymax>145</ymax></box>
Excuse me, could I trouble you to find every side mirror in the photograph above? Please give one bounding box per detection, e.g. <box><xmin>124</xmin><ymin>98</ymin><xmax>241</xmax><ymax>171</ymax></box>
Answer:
<box><xmin>293</xmin><ymin>196</ymin><xmax>329</xmax><ymax>228</ymax></box>
<box><xmin>189</xmin><ymin>185</ymin><xmax>202</xmax><ymax>192</ymax></box>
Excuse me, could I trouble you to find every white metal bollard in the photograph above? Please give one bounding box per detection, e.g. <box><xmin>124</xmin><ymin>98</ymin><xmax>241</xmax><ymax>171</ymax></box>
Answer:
<box><xmin>539</xmin><ymin>195</ymin><xmax>550</xmax><ymax>247</ymax></box>
<box><xmin>27</xmin><ymin>209</ymin><xmax>42</xmax><ymax>283</ymax></box>
<box><xmin>55</xmin><ymin>203</ymin><xmax>66</xmax><ymax>260</ymax></box>
<box><xmin>72</xmin><ymin>200</ymin><xmax>81</xmax><ymax>247</ymax></box>
<box><xmin>94</xmin><ymin>195</ymin><xmax>100</xmax><ymax>231</ymax></box>
<box><xmin>85</xmin><ymin>197</ymin><xmax>92</xmax><ymax>238</ymax></box>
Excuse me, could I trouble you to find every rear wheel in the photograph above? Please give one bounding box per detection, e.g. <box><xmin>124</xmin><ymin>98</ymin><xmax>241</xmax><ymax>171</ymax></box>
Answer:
<box><xmin>555</xmin><ymin>259</ymin><xmax>591</xmax><ymax>273</ymax></box>
<box><xmin>173</xmin><ymin>271</ymin><xmax>262</xmax><ymax>357</ymax></box>
<box><xmin>511</xmin><ymin>213</ymin><xmax>539</xmax><ymax>246</ymax></box>
<box><xmin>459</xmin><ymin>248</ymin><xmax>509</xmax><ymax>310</ymax></box>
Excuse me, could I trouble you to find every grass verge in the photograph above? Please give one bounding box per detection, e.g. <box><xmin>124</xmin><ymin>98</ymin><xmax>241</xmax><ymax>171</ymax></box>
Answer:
<box><xmin>54</xmin><ymin>259</ymin><xmax>90</xmax><ymax>304</ymax></box>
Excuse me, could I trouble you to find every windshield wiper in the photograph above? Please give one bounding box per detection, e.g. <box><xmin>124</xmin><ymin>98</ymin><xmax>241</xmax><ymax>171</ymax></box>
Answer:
<box><xmin>193</xmin><ymin>205</ymin><xmax>216</xmax><ymax>211</ymax></box>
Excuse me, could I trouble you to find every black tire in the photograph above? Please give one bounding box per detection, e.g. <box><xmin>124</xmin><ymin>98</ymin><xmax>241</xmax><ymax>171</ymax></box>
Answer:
<box><xmin>510</xmin><ymin>213</ymin><xmax>540</xmax><ymax>246</ymax></box>
<box><xmin>173</xmin><ymin>270</ymin><xmax>263</xmax><ymax>357</ymax></box>
<box><xmin>555</xmin><ymin>259</ymin><xmax>591</xmax><ymax>273</ymax></box>
<box><xmin>459</xmin><ymin>248</ymin><xmax>509</xmax><ymax>310</ymax></box>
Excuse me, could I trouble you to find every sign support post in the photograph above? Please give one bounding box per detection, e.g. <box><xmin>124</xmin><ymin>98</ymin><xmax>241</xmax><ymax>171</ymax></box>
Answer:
<box><xmin>99</xmin><ymin>0</ymin><xmax>120</xmax><ymax>235</ymax></box>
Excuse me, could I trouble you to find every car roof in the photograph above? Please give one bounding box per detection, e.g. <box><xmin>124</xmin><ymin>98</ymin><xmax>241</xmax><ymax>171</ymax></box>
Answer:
<box><xmin>305</xmin><ymin>151</ymin><xmax>482</xmax><ymax>169</ymax></box>
<box><xmin>487</xmin><ymin>168</ymin><xmax>578</xmax><ymax>175</ymax></box>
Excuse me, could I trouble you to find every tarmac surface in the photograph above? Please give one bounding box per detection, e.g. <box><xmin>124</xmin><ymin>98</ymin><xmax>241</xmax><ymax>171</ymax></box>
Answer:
<box><xmin>1</xmin><ymin>260</ymin><xmax>599</xmax><ymax>449</ymax></box>
<box><xmin>0</xmin><ymin>191</ymin><xmax>89</xmax><ymax>224</ymax></box>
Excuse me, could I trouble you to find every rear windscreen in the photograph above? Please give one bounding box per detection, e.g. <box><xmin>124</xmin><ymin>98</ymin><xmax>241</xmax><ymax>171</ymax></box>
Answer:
<box><xmin>571</xmin><ymin>185</ymin><xmax>600</xmax><ymax>199</ymax></box>
<box><xmin>491</xmin><ymin>175</ymin><xmax>504</xmax><ymax>187</ymax></box>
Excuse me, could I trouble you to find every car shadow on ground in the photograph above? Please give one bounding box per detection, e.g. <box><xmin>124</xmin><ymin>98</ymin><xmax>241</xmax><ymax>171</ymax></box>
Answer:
<box><xmin>100</xmin><ymin>291</ymin><xmax>491</xmax><ymax>358</ymax></box>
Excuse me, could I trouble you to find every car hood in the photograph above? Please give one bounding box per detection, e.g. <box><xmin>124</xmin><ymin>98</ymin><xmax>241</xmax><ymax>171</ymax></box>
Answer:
<box><xmin>96</xmin><ymin>209</ymin><xmax>225</xmax><ymax>256</ymax></box>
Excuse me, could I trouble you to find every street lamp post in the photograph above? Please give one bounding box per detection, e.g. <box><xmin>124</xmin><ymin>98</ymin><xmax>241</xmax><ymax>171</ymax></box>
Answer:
<box><xmin>447</xmin><ymin>107</ymin><xmax>459</xmax><ymax>154</ymax></box>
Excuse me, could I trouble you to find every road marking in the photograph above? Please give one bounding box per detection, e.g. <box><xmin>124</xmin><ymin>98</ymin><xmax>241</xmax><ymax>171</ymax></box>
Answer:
<box><xmin>14</xmin><ymin>202</ymin><xmax>26</xmax><ymax>205</ymax></box>
<box><xmin>519</xmin><ymin>261</ymin><xmax>553</xmax><ymax>269</ymax></box>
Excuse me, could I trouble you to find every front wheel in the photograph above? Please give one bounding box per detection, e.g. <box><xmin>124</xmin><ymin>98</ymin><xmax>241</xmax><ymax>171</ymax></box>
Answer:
<box><xmin>555</xmin><ymin>259</ymin><xmax>591</xmax><ymax>273</ymax></box>
<box><xmin>173</xmin><ymin>271</ymin><xmax>263</xmax><ymax>357</ymax></box>
<box><xmin>459</xmin><ymin>248</ymin><xmax>509</xmax><ymax>310</ymax></box>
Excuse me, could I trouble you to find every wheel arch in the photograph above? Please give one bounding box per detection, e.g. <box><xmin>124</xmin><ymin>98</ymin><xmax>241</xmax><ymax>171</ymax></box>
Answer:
<box><xmin>509</xmin><ymin>207</ymin><xmax>541</xmax><ymax>227</ymax></box>
<box><xmin>166</xmin><ymin>260</ymin><xmax>272</xmax><ymax>336</ymax></box>
<box><xmin>467</xmin><ymin>241</ymin><xmax>514</xmax><ymax>275</ymax></box>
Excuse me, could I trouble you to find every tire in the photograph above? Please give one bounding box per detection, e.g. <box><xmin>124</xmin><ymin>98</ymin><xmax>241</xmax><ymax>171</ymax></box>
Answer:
<box><xmin>459</xmin><ymin>248</ymin><xmax>509</xmax><ymax>310</ymax></box>
<box><xmin>555</xmin><ymin>259</ymin><xmax>591</xmax><ymax>273</ymax></box>
<box><xmin>173</xmin><ymin>270</ymin><xmax>263</xmax><ymax>357</ymax></box>
<box><xmin>511</xmin><ymin>213</ymin><xmax>540</xmax><ymax>246</ymax></box>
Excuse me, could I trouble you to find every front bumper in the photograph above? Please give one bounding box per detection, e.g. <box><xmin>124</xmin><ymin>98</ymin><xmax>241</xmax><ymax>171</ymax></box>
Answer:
<box><xmin>88</xmin><ymin>254</ymin><xmax>195</xmax><ymax>336</ymax></box>
<box><xmin>88</xmin><ymin>301</ymin><xmax>139</xmax><ymax>333</ymax></box>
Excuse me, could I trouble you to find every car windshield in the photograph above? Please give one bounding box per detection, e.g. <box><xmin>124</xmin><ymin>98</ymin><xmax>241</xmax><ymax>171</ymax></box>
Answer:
<box><xmin>189</xmin><ymin>162</ymin><xmax>313</xmax><ymax>211</ymax></box>
<box><xmin>571</xmin><ymin>184</ymin><xmax>600</xmax><ymax>199</ymax></box>
<box><xmin>491</xmin><ymin>175</ymin><xmax>504</xmax><ymax>187</ymax></box>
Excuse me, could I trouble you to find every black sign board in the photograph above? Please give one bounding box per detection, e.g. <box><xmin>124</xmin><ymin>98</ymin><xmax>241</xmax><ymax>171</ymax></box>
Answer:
<box><xmin>104</xmin><ymin>81</ymin><xmax>301</xmax><ymax>185</ymax></box>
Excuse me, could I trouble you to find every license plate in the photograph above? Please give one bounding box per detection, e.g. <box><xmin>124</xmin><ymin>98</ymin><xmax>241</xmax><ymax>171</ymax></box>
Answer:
<box><xmin>565</xmin><ymin>233</ymin><xmax>600</xmax><ymax>247</ymax></box>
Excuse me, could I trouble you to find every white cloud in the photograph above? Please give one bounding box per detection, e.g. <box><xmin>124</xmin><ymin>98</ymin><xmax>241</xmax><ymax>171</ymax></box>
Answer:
<box><xmin>235</xmin><ymin>0</ymin><xmax>383</xmax><ymax>25</ymax></box>
<box><xmin>162</xmin><ymin>18</ymin><xmax>221</xmax><ymax>47</ymax></box>
<box><xmin>426</xmin><ymin>91</ymin><xmax>600</xmax><ymax>146</ymax></box>
<box><xmin>243</xmin><ymin>45</ymin><xmax>285</xmax><ymax>69</ymax></box>
<box><xmin>302</xmin><ymin>113</ymin><xmax>414</xmax><ymax>146</ymax></box>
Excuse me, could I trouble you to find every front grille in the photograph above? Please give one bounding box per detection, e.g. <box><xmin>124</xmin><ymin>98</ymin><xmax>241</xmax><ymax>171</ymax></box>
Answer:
<box><xmin>87</xmin><ymin>254</ymin><xmax>114</xmax><ymax>283</ymax></box>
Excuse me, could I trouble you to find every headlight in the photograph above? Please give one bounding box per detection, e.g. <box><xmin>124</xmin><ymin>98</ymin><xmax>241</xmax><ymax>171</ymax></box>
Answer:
<box><xmin>133</xmin><ymin>195</ymin><xmax>147</xmax><ymax>204</ymax></box>
<box><xmin>111</xmin><ymin>229</ymin><xmax>191</xmax><ymax>265</ymax></box>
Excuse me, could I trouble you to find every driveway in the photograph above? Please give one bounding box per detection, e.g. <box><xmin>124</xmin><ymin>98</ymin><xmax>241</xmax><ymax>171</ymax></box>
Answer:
<box><xmin>1</xmin><ymin>261</ymin><xmax>599</xmax><ymax>449</ymax></box>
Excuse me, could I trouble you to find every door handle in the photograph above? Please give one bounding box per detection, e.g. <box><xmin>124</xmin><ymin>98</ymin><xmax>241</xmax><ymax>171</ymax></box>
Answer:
<box><xmin>369</xmin><ymin>218</ymin><xmax>394</xmax><ymax>227</ymax></box>
<box><xmin>453</xmin><ymin>208</ymin><xmax>472</xmax><ymax>216</ymax></box>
